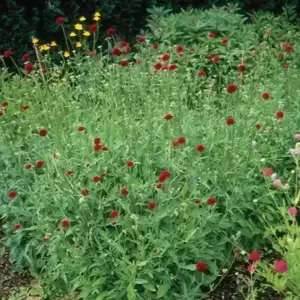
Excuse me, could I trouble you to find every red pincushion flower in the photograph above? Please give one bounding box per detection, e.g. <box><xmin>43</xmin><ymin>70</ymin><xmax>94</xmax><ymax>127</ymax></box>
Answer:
<box><xmin>101</xmin><ymin>146</ymin><xmax>109</xmax><ymax>151</ymax></box>
<box><xmin>77</xmin><ymin>126</ymin><xmax>85</xmax><ymax>132</ymax></box>
<box><xmin>237</xmin><ymin>64</ymin><xmax>246</xmax><ymax>72</ymax></box>
<box><xmin>212</xmin><ymin>56</ymin><xmax>220</xmax><ymax>63</ymax></box>
<box><xmin>22</xmin><ymin>104</ymin><xmax>29</xmax><ymax>110</ymax></box>
<box><xmin>93</xmin><ymin>144</ymin><xmax>102</xmax><ymax>152</ymax></box>
<box><xmin>161</xmin><ymin>66</ymin><xmax>168</xmax><ymax>70</ymax></box>
<box><xmin>207</xmin><ymin>197</ymin><xmax>216</xmax><ymax>206</ymax></box>
<box><xmin>283</xmin><ymin>44</ymin><xmax>294</xmax><ymax>52</ymax></box>
<box><xmin>13</xmin><ymin>224</ymin><xmax>21</xmax><ymax>231</ymax></box>
<box><xmin>195</xmin><ymin>262</ymin><xmax>208</xmax><ymax>272</ymax></box>
<box><xmin>161</xmin><ymin>54</ymin><xmax>170</xmax><ymax>61</ymax></box>
<box><xmin>276</xmin><ymin>110</ymin><xmax>284</xmax><ymax>119</ymax></box>
<box><xmin>120</xmin><ymin>187</ymin><xmax>128</xmax><ymax>196</ymax></box>
<box><xmin>221</xmin><ymin>38</ymin><xmax>228</xmax><ymax>45</ymax></box>
<box><xmin>177</xmin><ymin>136</ymin><xmax>186</xmax><ymax>144</ymax></box>
<box><xmin>208</xmin><ymin>32</ymin><xmax>216</xmax><ymax>38</ymax></box>
<box><xmin>249</xmin><ymin>251</ymin><xmax>261</xmax><ymax>262</ymax></box>
<box><xmin>89</xmin><ymin>24</ymin><xmax>98</xmax><ymax>32</ymax></box>
<box><xmin>234</xmin><ymin>248</ymin><xmax>241</xmax><ymax>254</ymax></box>
<box><xmin>172</xmin><ymin>140</ymin><xmax>179</xmax><ymax>147</ymax></box>
<box><xmin>111</xmin><ymin>47</ymin><xmax>122</xmax><ymax>56</ymax></box>
<box><xmin>196</xmin><ymin>144</ymin><xmax>205</xmax><ymax>152</ymax></box>
<box><xmin>39</xmin><ymin>128</ymin><xmax>47</xmax><ymax>136</ymax></box>
<box><xmin>94</xmin><ymin>137</ymin><xmax>101</xmax><ymax>145</ymax></box>
<box><xmin>194</xmin><ymin>199</ymin><xmax>202</xmax><ymax>204</ymax></box>
<box><xmin>226</xmin><ymin>117</ymin><xmax>236</xmax><ymax>126</ymax></box>
<box><xmin>274</xmin><ymin>260</ymin><xmax>288</xmax><ymax>273</ymax></box>
<box><xmin>22</xmin><ymin>54</ymin><xmax>30</xmax><ymax>62</ymax></box>
<box><xmin>226</xmin><ymin>83</ymin><xmax>238</xmax><ymax>93</ymax></box>
<box><xmin>61</xmin><ymin>219</ymin><xmax>69</xmax><ymax>228</ymax></box>
<box><xmin>25</xmin><ymin>63</ymin><xmax>34</xmax><ymax>73</ymax></box>
<box><xmin>168</xmin><ymin>64</ymin><xmax>177</xmax><ymax>71</ymax></box>
<box><xmin>109</xmin><ymin>210</ymin><xmax>119</xmax><ymax>218</ymax></box>
<box><xmin>153</xmin><ymin>63</ymin><xmax>162</xmax><ymax>70</ymax></box>
<box><xmin>148</xmin><ymin>201</ymin><xmax>157</xmax><ymax>210</ymax></box>
<box><xmin>24</xmin><ymin>164</ymin><xmax>32</xmax><ymax>170</ymax></box>
<box><xmin>255</xmin><ymin>123</ymin><xmax>261</xmax><ymax>129</ymax></box>
<box><xmin>137</xmin><ymin>37</ymin><xmax>146</xmax><ymax>43</ymax></box>
<box><xmin>119</xmin><ymin>60</ymin><xmax>129</xmax><ymax>67</ymax></box>
<box><xmin>261</xmin><ymin>92</ymin><xmax>271</xmax><ymax>100</ymax></box>
<box><xmin>0</xmin><ymin>111</ymin><xmax>3</xmax><ymax>117</ymax></box>
<box><xmin>154</xmin><ymin>183</ymin><xmax>163</xmax><ymax>189</ymax></box>
<box><xmin>65</xmin><ymin>170</ymin><xmax>73</xmax><ymax>176</ymax></box>
<box><xmin>55</xmin><ymin>17</ymin><xmax>64</xmax><ymax>25</ymax></box>
<box><xmin>176</xmin><ymin>45</ymin><xmax>184</xmax><ymax>52</ymax></box>
<box><xmin>158</xmin><ymin>170</ymin><xmax>171</xmax><ymax>183</ymax></box>
<box><xmin>126</xmin><ymin>161</ymin><xmax>134</xmax><ymax>167</ymax></box>
<box><xmin>55</xmin><ymin>227</ymin><xmax>61</xmax><ymax>232</ymax></box>
<box><xmin>81</xmin><ymin>189</ymin><xmax>89</xmax><ymax>196</ymax></box>
<box><xmin>120</xmin><ymin>41</ymin><xmax>128</xmax><ymax>47</ymax></box>
<box><xmin>92</xmin><ymin>175</ymin><xmax>102</xmax><ymax>183</ymax></box>
<box><xmin>2</xmin><ymin>101</ymin><xmax>8</xmax><ymax>107</ymax></box>
<box><xmin>164</xmin><ymin>114</ymin><xmax>173</xmax><ymax>120</ymax></box>
<box><xmin>89</xmin><ymin>51</ymin><xmax>96</xmax><ymax>57</ymax></box>
<box><xmin>4</xmin><ymin>50</ymin><xmax>13</xmax><ymax>58</ymax></box>
<box><xmin>35</xmin><ymin>160</ymin><xmax>45</xmax><ymax>168</ymax></box>
<box><xmin>106</xmin><ymin>27</ymin><xmax>116</xmax><ymax>37</ymax></box>
<box><xmin>8</xmin><ymin>190</ymin><xmax>18</xmax><ymax>199</ymax></box>
<box><xmin>152</xmin><ymin>43</ymin><xmax>159</xmax><ymax>50</ymax></box>
<box><xmin>261</xmin><ymin>167</ymin><xmax>273</xmax><ymax>177</ymax></box>
<box><xmin>198</xmin><ymin>70</ymin><xmax>206</xmax><ymax>77</ymax></box>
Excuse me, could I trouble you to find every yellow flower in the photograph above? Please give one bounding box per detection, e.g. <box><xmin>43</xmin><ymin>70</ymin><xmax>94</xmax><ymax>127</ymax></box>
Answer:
<box><xmin>79</xmin><ymin>16</ymin><xmax>86</xmax><ymax>21</ymax></box>
<box><xmin>93</xmin><ymin>16</ymin><xmax>100</xmax><ymax>21</ymax></box>
<box><xmin>83</xmin><ymin>31</ymin><xmax>91</xmax><ymax>37</ymax></box>
<box><xmin>51</xmin><ymin>72</ymin><xmax>58</xmax><ymax>77</ymax></box>
<box><xmin>50</xmin><ymin>41</ymin><xmax>57</xmax><ymax>47</ymax></box>
<box><xmin>64</xmin><ymin>51</ymin><xmax>70</xmax><ymax>57</ymax></box>
<box><xmin>94</xmin><ymin>11</ymin><xmax>101</xmax><ymax>17</ymax></box>
<box><xmin>39</xmin><ymin>44</ymin><xmax>50</xmax><ymax>51</ymax></box>
<box><xmin>32</xmin><ymin>37</ymin><xmax>39</xmax><ymax>44</ymax></box>
<box><xmin>70</xmin><ymin>32</ymin><xmax>77</xmax><ymax>37</ymax></box>
<box><xmin>76</xmin><ymin>41</ymin><xmax>83</xmax><ymax>48</ymax></box>
<box><xmin>75</xmin><ymin>23</ymin><xmax>83</xmax><ymax>30</ymax></box>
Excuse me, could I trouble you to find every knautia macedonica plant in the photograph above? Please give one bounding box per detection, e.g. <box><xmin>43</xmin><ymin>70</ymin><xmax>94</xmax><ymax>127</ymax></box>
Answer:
<box><xmin>1</xmin><ymin>5</ymin><xmax>300</xmax><ymax>299</ymax></box>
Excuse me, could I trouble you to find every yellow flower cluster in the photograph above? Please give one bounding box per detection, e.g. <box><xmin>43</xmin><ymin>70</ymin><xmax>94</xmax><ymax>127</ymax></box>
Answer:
<box><xmin>40</xmin><ymin>44</ymin><xmax>50</xmax><ymax>51</ymax></box>
<box><xmin>93</xmin><ymin>11</ymin><xmax>101</xmax><ymax>21</ymax></box>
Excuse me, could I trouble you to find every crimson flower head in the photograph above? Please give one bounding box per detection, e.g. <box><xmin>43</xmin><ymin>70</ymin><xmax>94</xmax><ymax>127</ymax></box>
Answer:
<box><xmin>208</xmin><ymin>32</ymin><xmax>216</xmax><ymax>38</ymax></box>
<box><xmin>195</xmin><ymin>262</ymin><xmax>207</xmax><ymax>272</ymax></box>
<box><xmin>88</xmin><ymin>51</ymin><xmax>96</xmax><ymax>57</ymax></box>
<box><xmin>196</xmin><ymin>144</ymin><xmax>205</xmax><ymax>152</ymax></box>
<box><xmin>25</xmin><ymin>63</ymin><xmax>34</xmax><ymax>73</ymax></box>
<box><xmin>261</xmin><ymin>92</ymin><xmax>272</xmax><ymax>100</ymax></box>
<box><xmin>249</xmin><ymin>251</ymin><xmax>261</xmax><ymax>262</ymax></box>
<box><xmin>89</xmin><ymin>24</ymin><xmax>98</xmax><ymax>32</ymax></box>
<box><xmin>122</xmin><ymin>45</ymin><xmax>131</xmax><ymax>53</ymax></box>
<box><xmin>172</xmin><ymin>140</ymin><xmax>179</xmax><ymax>147</ymax></box>
<box><xmin>148</xmin><ymin>201</ymin><xmax>157</xmax><ymax>210</ymax></box>
<box><xmin>0</xmin><ymin>111</ymin><xmax>3</xmax><ymax>117</ymax></box>
<box><xmin>158</xmin><ymin>170</ymin><xmax>171</xmax><ymax>183</ymax></box>
<box><xmin>81</xmin><ymin>189</ymin><xmax>89</xmax><ymax>196</ymax></box>
<box><xmin>233</xmin><ymin>248</ymin><xmax>241</xmax><ymax>254</ymax></box>
<box><xmin>207</xmin><ymin>197</ymin><xmax>216</xmax><ymax>206</ymax></box>
<box><xmin>39</xmin><ymin>128</ymin><xmax>47</xmax><ymax>136</ymax></box>
<box><xmin>13</xmin><ymin>224</ymin><xmax>21</xmax><ymax>231</ymax></box>
<box><xmin>221</xmin><ymin>38</ymin><xmax>228</xmax><ymax>45</ymax></box>
<box><xmin>35</xmin><ymin>160</ymin><xmax>45</xmax><ymax>168</ymax></box>
<box><xmin>119</xmin><ymin>60</ymin><xmax>129</xmax><ymax>67</ymax></box>
<box><xmin>261</xmin><ymin>167</ymin><xmax>273</xmax><ymax>177</ymax></box>
<box><xmin>237</xmin><ymin>64</ymin><xmax>246</xmax><ymax>72</ymax></box>
<box><xmin>109</xmin><ymin>210</ymin><xmax>119</xmax><ymax>218</ymax></box>
<box><xmin>164</xmin><ymin>114</ymin><xmax>173</xmax><ymax>120</ymax></box>
<box><xmin>283</xmin><ymin>44</ymin><xmax>294</xmax><ymax>52</ymax></box>
<box><xmin>4</xmin><ymin>50</ymin><xmax>13</xmax><ymax>58</ymax></box>
<box><xmin>120</xmin><ymin>41</ymin><xmax>128</xmax><ymax>47</ymax></box>
<box><xmin>176</xmin><ymin>45</ymin><xmax>184</xmax><ymax>52</ymax></box>
<box><xmin>92</xmin><ymin>175</ymin><xmax>102</xmax><ymax>183</ymax></box>
<box><xmin>55</xmin><ymin>17</ymin><xmax>64</xmax><ymax>25</ymax></box>
<box><xmin>22</xmin><ymin>104</ymin><xmax>29</xmax><ymax>110</ymax></box>
<box><xmin>8</xmin><ymin>190</ymin><xmax>18</xmax><ymax>199</ymax></box>
<box><xmin>65</xmin><ymin>170</ymin><xmax>73</xmax><ymax>176</ymax></box>
<box><xmin>226</xmin><ymin>117</ymin><xmax>236</xmax><ymax>126</ymax></box>
<box><xmin>177</xmin><ymin>136</ymin><xmax>186</xmax><ymax>144</ymax></box>
<box><xmin>194</xmin><ymin>199</ymin><xmax>202</xmax><ymax>204</ymax></box>
<box><xmin>22</xmin><ymin>54</ymin><xmax>30</xmax><ymax>62</ymax></box>
<box><xmin>248</xmin><ymin>264</ymin><xmax>256</xmax><ymax>273</ymax></box>
<box><xmin>61</xmin><ymin>219</ymin><xmax>69</xmax><ymax>228</ymax></box>
<box><xmin>198</xmin><ymin>70</ymin><xmax>206</xmax><ymax>77</ymax></box>
<box><xmin>137</xmin><ymin>37</ymin><xmax>146</xmax><ymax>43</ymax></box>
<box><xmin>2</xmin><ymin>101</ymin><xmax>8</xmax><ymax>107</ymax></box>
<box><xmin>152</xmin><ymin>43</ymin><xmax>159</xmax><ymax>50</ymax></box>
<box><xmin>274</xmin><ymin>260</ymin><xmax>288</xmax><ymax>273</ymax></box>
<box><xmin>120</xmin><ymin>187</ymin><xmax>128</xmax><ymax>196</ymax></box>
<box><xmin>24</xmin><ymin>164</ymin><xmax>32</xmax><ymax>170</ymax></box>
<box><xmin>276</xmin><ymin>110</ymin><xmax>284</xmax><ymax>119</ymax></box>
<box><xmin>77</xmin><ymin>126</ymin><xmax>85</xmax><ymax>132</ymax></box>
<box><xmin>161</xmin><ymin>53</ymin><xmax>170</xmax><ymax>61</ymax></box>
<box><xmin>255</xmin><ymin>123</ymin><xmax>261</xmax><ymax>129</ymax></box>
<box><xmin>111</xmin><ymin>47</ymin><xmax>122</xmax><ymax>56</ymax></box>
<box><xmin>168</xmin><ymin>64</ymin><xmax>177</xmax><ymax>71</ymax></box>
<box><xmin>106</xmin><ymin>27</ymin><xmax>116</xmax><ymax>37</ymax></box>
<box><xmin>226</xmin><ymin>83</ymin><xmax>238</xmax><ymax>93</ymax></box>
<box><xmin>154</xmin><ymin>183</ymin><xmax>163</xmax><ymax>189</ymax></box>
<box><xmin>101</xmin><ymin>146</ymin><xmax>109</xmax><ymax>151</ymax></box>
<box><xmin>94</xmin><ymin>137</ymin><xmax>101</xmax><ymax>145</ymax></box>
<box><xmin>126</xmin><ymin>161</ymin><xmax>134</xmax><ymax>167</ymax></box>
<box><xmin>153</xmin><ymin>62</ymin><xmax>162</xmax><ymax>70</ymax></box>
<box><xmin>93</xmin><ymin>144</ymin><xmax>102</xmax><ymax>152</ymax></box>
<box><xmin>212</xmin><ymin>55</ymin><xmax>220</xmax><ymax>63</ymax></box>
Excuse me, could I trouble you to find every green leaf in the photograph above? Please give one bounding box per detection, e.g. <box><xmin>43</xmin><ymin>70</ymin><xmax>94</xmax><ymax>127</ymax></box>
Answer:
<box><xmin>156</xmin><ymin>282</ymin><xmax>171</xmax><ymax>299</ymax></box>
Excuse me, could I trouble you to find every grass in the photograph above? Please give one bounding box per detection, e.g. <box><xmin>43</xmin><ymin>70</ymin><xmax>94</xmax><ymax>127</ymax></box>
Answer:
<box><xmin>0</xmin><ymin>5</ymin><xmax>300</xmax><ymax>300</ymax></box>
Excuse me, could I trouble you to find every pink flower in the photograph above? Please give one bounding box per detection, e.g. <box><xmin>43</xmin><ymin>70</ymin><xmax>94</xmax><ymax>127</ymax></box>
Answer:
<box><xmin>294</xmin><ymin>134</ymin><xmax>300</xmax><ymax>140</ymax></box>
<box><xmin>274</xmin><ymin>260</ymin><xmax>288</xmax><ymax>273</ymax></box>
<box><xmin>248</xmin><ymin>264</ymin><xmax>256</xmax><ymax>273</ymax></box>
<box><xmin>273</xmin><ymin>179</ymin><xmax>282</xmax><ymax>189</ymax></box>
<box><xmin>249</xmin><ymin>251</ymin><xmax>261</xmax><ymax>262</ymax></box>
<box><xmin>288</xmin><ymin>207</ymin><xmax>297</xmax><ymax>216</ymax></box>
<box><xmin>261</xmin><ymin>168</ymin><xmax>274</xmax><ymax>177</ymax></box>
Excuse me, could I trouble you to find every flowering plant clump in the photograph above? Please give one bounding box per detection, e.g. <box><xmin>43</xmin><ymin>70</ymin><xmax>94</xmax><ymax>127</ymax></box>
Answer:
<box><xmin>1</xmin><ymin>5</ymin><xmax>300</xmax><ymax>300</ymax></box>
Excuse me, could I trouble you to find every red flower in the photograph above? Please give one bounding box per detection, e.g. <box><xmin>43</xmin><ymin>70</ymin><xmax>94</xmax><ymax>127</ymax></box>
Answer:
<box><xmin>13</xmin><ymin>224</ymin><xmax>21</xmax><ymax>231</ymax></box>
<box><xmin>276</xmin><ymin>110</ymin><xmax>284</xmax><ymax>119</ymax></box>
<box><xmin>55</xmin><ymin>17</ymin><xmax>64</xmax><ymax>25</ymax></box>
<box><xmin>255</xmin><ymin>123</ymin><xmax>261</xmax><ymax>129</ymax></box>
<box><xmin>109</xmin><ymin>210</ymin><xmax>119</xmax><ymax>218</ymax></box>
<box><xmin>198</xmin><ymin>70</ymin><xmax>206</xmax><ymax>77</ymax></box>
<box><xmin>221</xmin><ymin>38</ymin><xmax>228</xmax><ymax>45</ymax></box>
<box><xmin>22</xmin><ymin>104</ymin><xmax>29</xmax><ymax>110</ymax></box>
<box><xmin>77</xmin><ymin>126</ymin><xmax>85</xmax><ymax>132</ymax></box>
<box><xmin>248</xmin><ymin>265</ymin><xmax>256</xmax><ymax>273</ymax></box>
<box><xmin>24</xmin><ymin>164</ymin><xmax>32</xmax><ymax>170</ymax></box>
<box><xmin>136</xmin><ymin>60</ymin><xmax>142</xmax><ymax>64</ymax></box>
<box><xmin>43</xmin><ymin>235</ymin><xmax>49</xmax><ymax>241</ymax></box>
<box><xmin>39</xmin><ymin>128</ymin><xmax>47</xmax><ymax>137</ymax></box>
<box><xmin>22</xmin><ymin>54</ymin><xmax>30</xmax><ymax>62</ymax></box>
<box><xmin>148</xmin><ymin>201</ymin><xmax>157</xmax><ymax>210</ymax></box>
<box><xmin>89</xmin><ymin>24</ymin><xmax>98</xmax><ymax>32</ymax></box>
<box><xmin>158</xmin><ymin>170</ymin><xmax>171</xmax><ymax>183</ymax></box>
<box><xmin>154</xmin><ymin>183</ymin><xmax>163</xmax><ymax>189</ymax></box>
<box><xmin>2</xmin><ymin>101</ymin><xmax>8</xmax><ymax>107</ymax></box>
<box><xmin>94</xmin><ymin>137</ymin><xmax>101</xmax><ymax>145</ymax></box>
<box><xmin>123</xmin><ymin>45</ymin><xmax>131</xmax><ymax>53</ymax></box>
<box><xmin>161</xmin><ymin>66</ymin><xmax>168</xmax><ymax>70</ymax></box>
<box><xmin>119</xmin><ymin>60</ymin><xmax>129</xmax><ymax>67</ymax></box>
<box><xmin>120</xmin><ymin>187</ymin><xmax>128</xmax><ymax>196</ymax></box>
<box><xmin>100</xmin><ymin>172</ymin><xmax>107</xmax><ymax>179</ymax></box>
<box><xmin>35</xmin><ymin>160</ymin><xmax>45</xmax><ymax>168</ymax></box>
<box><xmin>8</xmin><ymin>190</ymin><xmax>18</xmax><ymax>199</ymax></box>
<box><xmin>137</xmin><ymin>37</ymin><xmax>146</xmax><ymax>43</ymax></box>
<box><xmin>249</xmin><ymin>251</ymin><xmax>261</xmax><ymax>262</ymax></box>
<box><xmin>25</xmin><ymin>63</ymin><xmax>34</xmax><ymax>73</ymax></box>
<box><xmin>106</xmin><ymin>27</ymin><xmax>116</xmax><ymax>37</ymax></box>
<box><xmin>65</xmin><ymin>170</ymin><xmax>73</xmax><ymax>176</ymax></box>
<box><xmin>226</xmin><ymin>117</ymin><xmax>236</xmax><ymax>126</ymax></box>
<box><xmin>194</xmin><ymin>199</ymin><xmax>202</xmax><ymax>204</ymax></box>
<box><xmin>208</xmin><ymin>32</ymin><xmax>216</xmax><ymax>38</ymax></box>
<box><xmin>212</xmin><ymin>56</ymin><xmax>220</xmax><ymax>63</ymax></box>
<box><xmin>283</xmin><ymin>44</ymin><xmax>294</xmax><ymax>52</ymax></box>
<box><xmin>172</xmin><ymin>140</ymin><xmax>179</xmax><ymax>147</ymax></box>
<box><xmin>177</xmin><ymin>136</ymin><xmax>186</xmax><ymax>144</ymax></box>
<box><xmin>261</xmin><ymin>168</ymin><xmax>273</xmax><ymax>177</ymax></box>
<box><xmin>4</xmin><ymin>50</ymin><xmax>13</xmax><ymax>58</ymax></box>
<box><xmin>237</xmin><ymin>64</ymin><xmax>246</xmax><ymax>72</ymax></box>
<box><xmin>101</xmin><ymin>146</ymin><xmax>109</xmax><ymax>151</ymax></box>
<box><xmin>92</xmin><ymin>176</ymin><xmax>101</xmax><ymax>183</ymax></box>
<box><xmin>93</xmin><ymin>144</ymin><xmax>102</xmax><ymax>152</ymax></box>
<box><xmin>233</xmin><ymin>248</ymin><xmax>241</xmax><ymax>254</ymax></box>
<box><xmin>196</xmin><ymin>144</ymin><xmax>205</xmax><ymax>152</ymax></box>
<box><xmin>274</xmin><ymin>260</ymin><xmax>288</xmax><ymax>273</ymax></box>
<box><xmin>176</xmin><ymin>45</ymin><xmax>184</xmax><ymax>52</ymax></box>
<box><xmin>61</xmin><ymin>219</ymin><xmax>69</xmax><ymax>228</ymax></box>
<box><xmin>56</xmin><ymin>227</ymin><xmax>61</xmax><ymax>232</ymax></box>
<box><xmin>111</xmin><ymin>47</ymin><xmax>122</xmax><ymax>56</ymax></box>
<box><xmin>41</xmin><ymin>68</ymin><xmax>47</xmax><ymax>73</ymax></box>
<box><xmin>81</xmin><ymin>189</ymin><xmax>89</xmax><ymax>196</ymax></box>
<box><xmin>126</xmin><ymin>161</ymin><xmax>134</xmax><ymax>167</ymax></box>
<box><xmin>189</xmin><ymin>47</ymin><xmax>195</xmax><ymax>52</ymax></box>
<box><xmin>261</xmin><ymin>92</ymin><xmax>271</xmax><ymax>100</ymax></box>
<box><xmin>226</xmin><ymin>83</ymin><xmax>238</xmax><ymax>93</ymax></box>
<box><xmin>207</xmin><ymin>197</ymin><xmax>216</xmax><ymax>206</ymax></box>
<box><xmin>153</xmin><ymin>62</ymin><xmax>162</xmax><ymax>70</ymax></box>
<box><xmin>0</xmin><ymin>111</ymin><xmax>3</xmax><ymax>117</ymax></box>
<box><xmin>152</xmin><ymin>43</ymin><xmax>159</xmax><ymax>50</ymax></box>
<box><xmin>164</xmin><ymin>114</ymin><xmax>173</xmax><ymax>120</ymax></box>
<box><xmin>88</xmin><ymin>51</ymin><xmax>96</xmax><ymax>57</ymax></box>
<box><xmin>120</xmin><ymin>41</ymin><xmax>128</xmax><ymax>47</ymax></box>
<box><xmin>161</xmin><ymin>54</ymin><xmax>170</xmax><ymax>61</ymax></box>
<box><xmin>168</xmin><ymin>64</ymin><xmax>177</xmax><ymax>71</ymax></box>
<box><xmin>283</xmin><ymin>64</ymin><xmax>289</xmax><ymax>69</ymax></box>
<box><xmin>195</xmin><ymin>262</ymin><xmax>208</xmax><ymax>272</ymax></box>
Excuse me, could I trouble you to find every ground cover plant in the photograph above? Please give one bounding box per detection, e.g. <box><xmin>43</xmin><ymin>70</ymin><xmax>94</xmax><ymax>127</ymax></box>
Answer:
<box><xmin>0</xmin><ymin>4</ymin><xmax>300</xmax><ymax>299</ymax></box>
